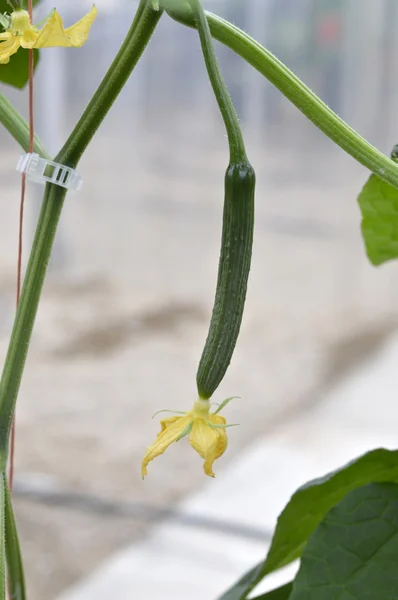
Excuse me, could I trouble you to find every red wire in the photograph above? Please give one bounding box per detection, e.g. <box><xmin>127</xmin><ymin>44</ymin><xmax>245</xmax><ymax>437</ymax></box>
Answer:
<box><xmin>9</xmin><ymin>0</ymin><xmax>35</xmax><ymax>493</ymax></box>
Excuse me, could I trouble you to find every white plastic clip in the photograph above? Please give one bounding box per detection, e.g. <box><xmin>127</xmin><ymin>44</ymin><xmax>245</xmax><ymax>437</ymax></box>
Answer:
<box><xmin>16</xmin><ymin>153</ymin><xmax>83</xmax><ymax>192</ymax></box>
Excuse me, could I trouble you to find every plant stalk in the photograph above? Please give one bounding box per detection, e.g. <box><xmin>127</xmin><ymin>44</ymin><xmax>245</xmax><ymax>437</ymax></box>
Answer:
<box><xmin>0</xmin><ymin>0</ymin><xmax>162</xmax><ymax>466</ymax></box>
<box><xmin>168</xmin><ymin>7</ymin><xmax>398</xmax><ymax>189</ymax></box>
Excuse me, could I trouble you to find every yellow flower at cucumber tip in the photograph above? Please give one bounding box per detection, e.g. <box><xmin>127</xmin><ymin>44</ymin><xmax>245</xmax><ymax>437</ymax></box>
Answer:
<box><xmin>0</xmin><ymin>5</ymin><xmax>98</xmax><ymax>64</ymax></box>
<box><xmin>142</xmin><ymin>396</ymin><xmax>238</xmax><ymax>478</ymax></box>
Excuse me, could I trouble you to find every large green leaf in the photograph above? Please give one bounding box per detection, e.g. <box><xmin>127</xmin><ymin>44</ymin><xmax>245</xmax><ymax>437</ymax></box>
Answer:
<box><xmin>0</xmin><ymin>48</ymin><xmax>39</xmax><ymax>88</ymax></box>
<box><xmin>218</xmin><ymin>563</ymin><xmax>265</xmax><ymax>600</ymax></box>
<box><xmin>252</xmin><ymin>583</ymin><xmax>293</xmax><ymax>600</ymax></box>
<box><xmin>358</xmin><ymin>174</ymin><xmax>398</xmax><ymax>265</ymax></box>
<box><xmin>219</xmin><ymin>571</ymin><xmax>292</xmax><ymax>600</ymax></box>
<box><xmin>357</xmin><ymin>145</ymin><xmax>398</xmax><ymax>266</ymax></box>
<box><xmin>219</xmin><ymin>448</ymin><xmax>398</xmax><ymax>600</ymax></box>
<box><xmin>0</xmin><ymin>0</ymin><xmax>41</xmax><ymax>89</ymax></box>
<box><xmin>290</xmin><ymin>483</ymin><xmax>398</xmax><ymax>600</ymax></box>
<box><xmin>263</xmin><ymin>449</ymin><xmax>398</xmax><ymax>576</ymax></box>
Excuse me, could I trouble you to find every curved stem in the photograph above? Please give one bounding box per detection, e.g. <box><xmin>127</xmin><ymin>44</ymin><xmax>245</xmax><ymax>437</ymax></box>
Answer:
<box><xmin>0</xmin><ymin>0</ymin><xmax>162</xmax><ymax>465</ymax></box>
<box><xmin>0</xmin><ymin>93</ymin><xmax>49</xmax><ymax>159</ymax></box>
<box><xmin>167</xmin><ymin>8</ymin><xmax>398</xmax><ymax>189</ymax></box>
<box><xmin>187</xmin><ymin>0</ymin><xmax>247</xmax><ymax>163</ymax></box>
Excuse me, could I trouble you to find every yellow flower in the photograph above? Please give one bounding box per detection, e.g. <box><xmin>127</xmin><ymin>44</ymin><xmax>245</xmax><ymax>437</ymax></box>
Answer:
<box><xmin>142</xmin><ymin>397</ymin><xmax>237</xmax><ymax>478</ymax></box>
<box><xmin>0</xmin><ymin>6</ymin><xmax>98</xmax><ymax>64</ymax></box>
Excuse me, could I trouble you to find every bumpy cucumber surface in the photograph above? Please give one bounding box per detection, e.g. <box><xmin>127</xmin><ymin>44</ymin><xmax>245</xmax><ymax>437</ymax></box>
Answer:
<box><xmin>196</xmin><ymin>161</ymin><xmax>255</xmax><ymax>400</ymax></box>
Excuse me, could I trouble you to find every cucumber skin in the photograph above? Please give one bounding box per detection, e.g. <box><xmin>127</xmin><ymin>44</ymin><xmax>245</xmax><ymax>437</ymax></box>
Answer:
<box><xmin>196</xmin><ymin>162</ymin><xmax>255</xmax><ymax>400</ymax></box>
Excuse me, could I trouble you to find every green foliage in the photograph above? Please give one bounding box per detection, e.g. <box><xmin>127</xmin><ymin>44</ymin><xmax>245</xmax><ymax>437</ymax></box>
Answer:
<box><xmin>0</xmin><ymin>0</ymin><xmax>42</xmax><ymax>26</ymax></box>
<box><xmin>263</xmin><ymin>448</ymin><xmax>398</xmax><ymax>575</ymax></box>
<box><xmin>220</xmin><ymin>449</ymin><xmax>398</xmax><ymax>599</ymax></box>
<box><xmin>0</xmin><ymin>0</ymin><xmax>40</xmax><ymax>88</ymax></box>
<box><xmin>2</xmin><ymin>0</ymin><xmax>42</xmax><ymax>10</ymax></box>
<box><xmin>252</xmin><ymin>583</ymin><xmax>293</xmax><ymax>600</ymax></box>
<box><xmin>358</xmin><ymin>171</ymin><xmax>398</xmax><ymax>266</ymax></box>
<box><xmin>4</xmin><ymin>0</ymin><xmax>20</xmax><ymax>10</ymax></box>
<box><xmin>218</xmin><ymin>563</ymin><xmax>266</xmax><ymax>600</ymax></box>
<box><xmin>357</xmin><ymin>144</ymin><xmax>398</xmax><ymax>266</ymax></box>
<box><xmin>290</xmin><ymin>483</ymin><xmax>398</xmax><ymax>600</ymax></box>
<box><xmin>0</xmin><ymin>48</ymin><xmax>39</xmax><ymax>89</ymax></box>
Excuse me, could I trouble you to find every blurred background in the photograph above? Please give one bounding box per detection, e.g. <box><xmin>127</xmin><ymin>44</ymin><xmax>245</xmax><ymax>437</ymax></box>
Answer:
<box><xmin>2</xmin><ymin>0</ymin><xmax>398</xmax><ymax>598</ymax></box>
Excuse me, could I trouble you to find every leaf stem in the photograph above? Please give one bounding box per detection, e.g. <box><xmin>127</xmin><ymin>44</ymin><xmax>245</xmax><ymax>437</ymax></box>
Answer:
<box><xmin>187</xmin><ymin>0</ymin><xmax>247</xmax><ymax>163</ymax></box>
<box><xmin>167</xmin><ymin>8</ymin><xmax>398</xmax><ymax>189</ymax></box>
<box><xmin>0</xmin><ymin>93</ymin><xmax>49</xmax><ymax>159</ymax></box>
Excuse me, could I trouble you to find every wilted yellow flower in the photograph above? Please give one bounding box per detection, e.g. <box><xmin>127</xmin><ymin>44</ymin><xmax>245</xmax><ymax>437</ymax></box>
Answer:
<box><xmin>0</xmin><ymin>6</ymin><xmax>97</xmax><ymax>64</ymax></box>
<box><xmin>142</xmin><ymin>397</ymin><xmax>237</xmax><ymax>478</ymax></box>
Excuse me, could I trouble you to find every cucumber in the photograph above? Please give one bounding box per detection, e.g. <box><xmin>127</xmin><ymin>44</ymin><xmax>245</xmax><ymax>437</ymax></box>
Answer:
<box><xmin>186</xmin><ymin>0</ymin><xmax>256</xmax><ymax>399</ymax></box>
<box><xmin>196</xmin><ymin>161</ymin><xmax>255</xmax><ymax>399</ymax></box>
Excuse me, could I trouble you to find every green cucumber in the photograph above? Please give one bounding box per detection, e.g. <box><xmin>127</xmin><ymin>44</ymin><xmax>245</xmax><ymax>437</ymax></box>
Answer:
<box><xmin>196</xmin><ymin>161</ymin><xmax>255</xmax><ymax>399</ymax></box>
<box><xmin>187</xmin><ymin>0</ymin><xmax>256</xmax><ymax>399</ymax></box>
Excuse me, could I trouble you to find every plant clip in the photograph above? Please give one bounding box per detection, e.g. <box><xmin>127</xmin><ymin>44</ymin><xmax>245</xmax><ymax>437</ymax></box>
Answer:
<box><xmin>16</xmin><ymin>153</ymin><xmax>83</xmax><ymax>192</ymax></box>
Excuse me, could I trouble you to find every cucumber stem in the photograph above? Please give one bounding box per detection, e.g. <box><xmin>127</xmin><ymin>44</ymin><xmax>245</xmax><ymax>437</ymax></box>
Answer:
<box><xmin>187</xmin><ymin>0</ymin><xmax>247</xmax><ymax>164</ymax></box>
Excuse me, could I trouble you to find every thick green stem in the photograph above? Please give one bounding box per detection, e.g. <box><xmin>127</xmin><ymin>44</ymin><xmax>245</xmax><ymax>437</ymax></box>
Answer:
<box><xmin>187</xmin><ymin>0</ymin><xmax>247</xmax><ymax>163</ymax></box>
<box><xmin>0</xmin><ymin>0</ymin><xmax>162</xmax><ymax>465</ymax></box>
<box><xmin>0</xmin><ymin>476</ymin><xmax>5</xmax><ymax>600</ymax></box>
<box><xmin>168</xmin><ymin>8</ymin><xmax>398</xmax><ymax>189</ymax></box>
<box><xmin>4</xmin><ymin>477</ymin><xmax>26</xmax><ymax>600</ymax></box>
<box><xmin>0</xmin><ymin>93</ymin><xmax>49</xmax><ymax>158</ymax></box>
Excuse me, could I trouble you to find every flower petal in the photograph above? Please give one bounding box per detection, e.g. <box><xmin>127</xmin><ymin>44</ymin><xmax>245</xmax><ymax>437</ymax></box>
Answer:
<box><xmin>209</xmin><ymin>413</ymin><xmax>228</xmax><ymax>460</ymax></box>
<box><xmin>0</xmin><ymin>33</ymin><xmax>20</xmax><ymax>64</ymax></box>
<box><xmin>189</xmin><ymin>418</ymin><xmax>216</xmax><ymax>459</ymax></box>
<box><xmin>190</xmin><ymin>418</ymin><xmax>223</xmax><ymax>477</ymax></box>
<box><xmin>33</xmin><ymin>6</ymin><xmax>97</xmax><ymax>49</ymax></box>
<box><xmin>213</xmin><ymin>428</ymin><xmax>228</xmax><ymax>461</ymax></box>
<box><xmin>141</xmin><ymin>415</ymin><xmax>192</xmax><ymax>478</ymax></box>
<box><xmin>64</xmin><ymin>6</ymin><xmax>98</xmax><ymax>46</ymax></box>
<box><xmin>209</xmin><ymin>414</ymin><xmax>226</xmax><ymax>426</ymax></box>
<box><xmin>159</xmin><ymin>415</ymin><xmax>183</xmax><ymax>432</ymax></box>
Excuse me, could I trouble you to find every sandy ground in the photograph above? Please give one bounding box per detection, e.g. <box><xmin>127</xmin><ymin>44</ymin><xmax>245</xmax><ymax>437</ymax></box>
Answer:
<box><xmin>1</xmin><ymin>118</ymin><xmax>398</xmax><ymax>600</ymax></box>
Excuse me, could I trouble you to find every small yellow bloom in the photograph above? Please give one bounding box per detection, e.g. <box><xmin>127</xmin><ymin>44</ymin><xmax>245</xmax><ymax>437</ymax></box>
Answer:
<box><xmin>0</xmin><ymin>6</ymin><xmax>98</xmax><ymax>64</ymax></box>
<box><xmin>142</xmin><ymin>397</ymin><xmax>237</xmax><ymax>478</ymax></box>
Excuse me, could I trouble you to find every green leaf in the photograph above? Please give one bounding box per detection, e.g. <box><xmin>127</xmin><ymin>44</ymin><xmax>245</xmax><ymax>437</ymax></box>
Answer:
<box><xmin>0</xmin><ymin>48</ymin><xmax>39</xmax><ymax>89</ymax></box>
<box><xmin>217</xmin><ymin>563</ymin><xmax>265</xmax><ymax>600</ymax></box>
<box><xmin>252</xmin><ymin>583</ymin><xmax>293</xmax><ymax>600</ymax></box>
<box><xmin>218</xmin><ymin>572</ymin><xmax>292</xmax><ymax>600</ymax></box>
<box><xmin>4</xmin><ymin>479</ymin><xmax>26</xmax><ymax>600</ymax></box>
<box><xmin>219</xmin><ymin>448</ymin><xmax>398</xmax><ymax>600</ymax></box>
<box><xmin>0</xmin><ymin>0</ymin><xmax>41</xmax><ymax>89</ymax></box>
<box><xmin>263</xmin><ymin>448</ymin><xmax>398</xmax><ymax>576</ymax></box>
<box><xmin>357</xmin><ymin>145</ymin><xmax>398</xmax><ymax>266</ymax></box>
<box><xmin>0</xmin><ymin>0</ymin><xmax>42</xmax><ymax>14</ymax></box>
<box><xmin>290</xmin><ymin>483</ymin><xmax>398</xmax><ymax>600</ymax></box>
<box><xmin>357</xmin><ymin>173</ymin><xmax>398</xmax><ymax>266</ymax></box>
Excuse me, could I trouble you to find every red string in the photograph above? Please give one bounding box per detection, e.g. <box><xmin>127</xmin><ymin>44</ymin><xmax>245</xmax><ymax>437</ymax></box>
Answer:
<box><xmin>9</xmin><ymin>0</ymin><xmax>35</xmax><ymax>493</ymax></box>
